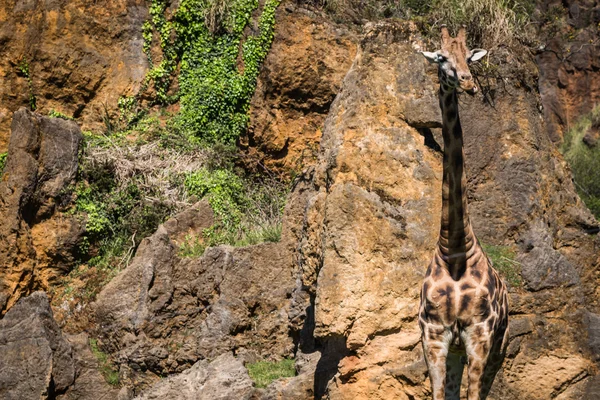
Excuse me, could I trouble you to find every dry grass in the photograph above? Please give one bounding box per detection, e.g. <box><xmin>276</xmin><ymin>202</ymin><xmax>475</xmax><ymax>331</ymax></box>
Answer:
<box><xmin>84</xmin><ymin>137</ymin><xmax>211</xmax><ymax>211</ymax></box>
<box><xmin>422</xmin><ymin>0</ymin><xmax>534</xmax><ymax>49</ymax></box>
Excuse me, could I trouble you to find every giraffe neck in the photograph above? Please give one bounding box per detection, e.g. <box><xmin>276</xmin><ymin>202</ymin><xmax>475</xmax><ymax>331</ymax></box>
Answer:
<box><xmin>437</xmin><ymin>80</ymin><xmax>476</xmax><ymax>278</ymax></box>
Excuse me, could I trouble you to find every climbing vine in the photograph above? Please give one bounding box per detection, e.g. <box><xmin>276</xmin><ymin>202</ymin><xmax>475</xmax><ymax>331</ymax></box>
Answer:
<box><xmin>142</xmin><ymin>0</ymin><xmax>281</xmax><ymax>144</ymax></box>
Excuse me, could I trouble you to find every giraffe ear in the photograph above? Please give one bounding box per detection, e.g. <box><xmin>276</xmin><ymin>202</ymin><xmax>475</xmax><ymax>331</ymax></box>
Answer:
<box><xmin>421</xmin><ymin>51</ymin><xmax>440</xmax><ymax>64</ymax></box>
<box><xmin>468</xmin><ymin>49</ymin><xmax>487</xmax><ymax>63</ymax></box>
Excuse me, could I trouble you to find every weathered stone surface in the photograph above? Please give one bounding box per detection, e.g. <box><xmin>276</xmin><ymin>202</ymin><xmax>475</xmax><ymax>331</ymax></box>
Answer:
<box><xmin>292</xmin><ymin>20</ymin><xmax>600</xmax><ymax>399</ymax></box>
<box><xmin>0</xmin><ymin>0</ymin><xmax>148</xmax><ymax>149</ymax></box>
<box><xmin>0</xmin><ymin>291</ymin><xmax>75</xmax><ymax>400</ymax></box>
<box><xmin>92</xmin><ymin>200</ymin><xmax>299</xmax><ymax>388</ymax></box>
<box><xmin>243</xmin><ymin>5</ymin><xmax>357</xmax><ymax>175</ymax></box>
<box><xmin>58</xmin><ymin>333</ymin><xmax>121</xmax><ymax>400</ymax></box>
<box><xmin>537</xmin><ymin>1</ymin><xmax>600</xmax><ymax>142</ymax></box>
<box><xmin>0</xmin><ymin>108</ymin><xmax>83</xmax><ymax>314</ymax></box>
<box><xmin>134</xmin><ymin>353</ymin><xmax>255</xmax><ymax>400</ymax></box>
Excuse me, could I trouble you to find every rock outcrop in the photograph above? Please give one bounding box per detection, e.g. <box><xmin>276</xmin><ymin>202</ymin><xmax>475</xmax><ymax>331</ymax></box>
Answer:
<box><xmin>0</xmin><ymin>292</ymin><xmax>75</xmax><ymax>399</ymax></box>
<box><xmin>0</xmin><ymin>108</ymin><xmax>83</xmax><ymax>314</ymax></box>
<box><xmin>293</xmin><ymin>21</ymin><xmax>600</xmax><ymax>399</ymax></box>
<box><xmin>0</xmin><ymin>0</ymin><xmax>148</xmax><ymax>149</ymax></box>
<box><xmin>91</xmin><ymin>200</ymin><xmax>303</xmax><ymax>388</ymax></box>
<box><xmin>244</xmin><ymin>5</ymin><xmax>357</xmax><ymax>175</ymax></box>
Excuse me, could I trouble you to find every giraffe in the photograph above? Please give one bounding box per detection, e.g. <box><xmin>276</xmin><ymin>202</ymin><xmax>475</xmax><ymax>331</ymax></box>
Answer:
<box><xmin>418</xmin><ymin>26</ymin><xmax>509</xmax><ymax>400</ymax></box>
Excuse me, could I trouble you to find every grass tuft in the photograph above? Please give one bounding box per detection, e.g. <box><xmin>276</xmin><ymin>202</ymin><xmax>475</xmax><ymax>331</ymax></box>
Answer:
<box><xmin>481</xmin><ymin>243</ymin><xmax>522</xmax><ymax>288</ymax></box>
<box><xmin>0</xmin><ymin>152</ymin><xmax>6</xmax><ymax>174</ymax></box>
<box><xmin>246</xmin><ymin>358</ymin><xmax>296</xmax><ymax>388</ymax></box>
<box><xmin>89</xmin><ymin>338</ymin><xmax>120</xmax><ymax>386</ymax></box>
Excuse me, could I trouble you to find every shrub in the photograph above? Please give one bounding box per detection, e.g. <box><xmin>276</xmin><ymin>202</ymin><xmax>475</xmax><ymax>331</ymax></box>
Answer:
<box><xmin>181</xmin><ymin>168</ymin><xmax>289</xmax><ymax>254</ymax></box>
<box><xmin>246</xmin><ymin>358</ymin><xmax>295</xmax><ymax>388</ymax></box>
<box><xmin>561</xmin><ymin>105</ymin><xmax>600</xmax><ymax>220</ymax></box>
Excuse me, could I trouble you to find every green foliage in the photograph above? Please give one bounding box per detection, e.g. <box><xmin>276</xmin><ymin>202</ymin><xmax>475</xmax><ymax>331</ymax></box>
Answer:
<box><xmin>74</xmin><ymin>144</ymin><xmax>172</xmax><ymax>269</ymax></box>
<box><xmin>179</xmin><ymin>234</ymin><xmax>207</xmax><ymax>257</ymax></box>
<box><xmin>16</xmin><ymin>57</ymin><xmax>37</xmax><ymax>111</ymax></box>
<box><xmin>89</xmin><ymin>338</ymin><xmax>120</xmax><ymax>386</ymax></box>
<box><xmin>48</xmin><ymin>109</ymin><xmax>74</xmax><ymax>120</ymax></box>
<box><xmin>481</xmin><ymin>243</ymin><xmax>522</xmax><ymax>287</ymax></box>
<box><xmin>143</xmin><ymin>0</ymin><xmax>281</xmax><ymax>144</ymax></box>
<box><xmin>0</xmin><ymin>152</ymin><xmax>7</xmax><ymax>174</ymax></box>
<box><xmin>246</xmin><ymin>358</ymin><xmax>295</xmax><ymax>388</ymax></box>
<box><xmin>561</xmin><ymin>105</ymin><xmax>600</xmax><ymax>220</ymax></box>
<box><xmin>185</xmin><ymin>167</ymin><xmax>245</xmax><ymax>229</ymax></box>
<box><xmin>182</xmin><ymin>166</ymin><xmax>288</xmax><ymax>251</ymax></box>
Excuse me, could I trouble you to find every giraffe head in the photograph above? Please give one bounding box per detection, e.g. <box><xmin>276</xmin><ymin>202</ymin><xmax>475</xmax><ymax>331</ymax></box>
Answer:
<box><xmin>421</xmin><ymin>26</ymin><xmax>487</xmax><ymax>95</ymax></box>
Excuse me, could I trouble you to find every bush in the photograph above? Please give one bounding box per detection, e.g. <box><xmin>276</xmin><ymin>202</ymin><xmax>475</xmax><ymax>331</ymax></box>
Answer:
<box><xmin>48</xmin><ymin>109</ymin><xmax>74</xmax><ymax>120</ymax></box>
<box><xmin>181</xmin><ymin>168</ymin><xmax>288</xmax><ymax>255</ymax></box>
<box><xmin>561</xmin><ymin>105</ymin><xmax>600</xmax><ymax>220</ymax></box>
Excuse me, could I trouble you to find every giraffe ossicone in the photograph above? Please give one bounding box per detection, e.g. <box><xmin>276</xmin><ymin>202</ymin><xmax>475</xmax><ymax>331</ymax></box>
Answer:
<box><xmin>418</xmin><ymin>26</ymin><xmax>509</xmax><ymax>400</ymax></box>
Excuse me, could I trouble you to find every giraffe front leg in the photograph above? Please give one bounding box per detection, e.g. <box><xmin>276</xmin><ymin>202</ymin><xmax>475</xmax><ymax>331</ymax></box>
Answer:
<box><xmin>464</xmin><ymin>330</ymin><xmax>493</xmax><ymax>400</ymax></box>
<box><xmin>422</xmin><ymin>325</ymin><xmax>451</xmax><ymax>400</ymax></box>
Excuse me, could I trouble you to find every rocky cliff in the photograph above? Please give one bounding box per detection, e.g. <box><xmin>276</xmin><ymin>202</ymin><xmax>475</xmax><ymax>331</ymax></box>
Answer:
<box><xmin>0</xmin><ymin>1</ymin><xmax>599</xmax><ymax>400</ymax></box>
<box><xmin>0</xmin><ymin>0</ymin><xmax>148</xmax><ymax>150</ymax></box>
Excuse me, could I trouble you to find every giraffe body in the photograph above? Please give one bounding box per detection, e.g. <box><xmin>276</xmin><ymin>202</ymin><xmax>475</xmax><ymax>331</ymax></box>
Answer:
<box><xmin>418</xmin><ymin>27</ymin><xmax>509</xmax><ymax>400</ymax></box>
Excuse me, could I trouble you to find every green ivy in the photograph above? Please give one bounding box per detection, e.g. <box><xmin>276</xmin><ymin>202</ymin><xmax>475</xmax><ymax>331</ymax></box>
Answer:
<box><xmin>48</xmin><ymin>109</ymin><xmax>74</xmax><ymax>120</ymax></box>
<box><xmin>143</xmin><ymin>0</ymin><xmax>281</xmax><ymax>143</ymax></box>
<box><xmin>16</xmin><ymin>58</ymin><xmax>37</xmax><ymax>111</ymax></box>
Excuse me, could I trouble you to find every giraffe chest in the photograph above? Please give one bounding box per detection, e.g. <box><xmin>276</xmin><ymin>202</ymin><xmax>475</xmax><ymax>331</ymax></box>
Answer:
<box><xmin>420</xmin><ymin>269</ymin><xmax>496</xmax><ymax>327</ymax></box>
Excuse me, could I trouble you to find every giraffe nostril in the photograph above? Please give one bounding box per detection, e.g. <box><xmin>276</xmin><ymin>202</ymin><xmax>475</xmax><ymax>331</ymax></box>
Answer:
<box><xmin>459</xmin><ymin>74</ymin><xmax>472</xmax><ymax>82</ymax></box>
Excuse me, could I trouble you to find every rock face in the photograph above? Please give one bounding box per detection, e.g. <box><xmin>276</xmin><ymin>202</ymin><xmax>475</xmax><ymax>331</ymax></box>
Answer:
<box><xmin>244</xmin><ymin>5</ymin><xmax>357</xmax><ymax>175</ymax></box>
<box><xmin>0</xmin><ymin>108</ymin><xmax>83</xmax><ymax>314</ymax></box>
<box><xmin>0</xmin><ymin>292</ymin><xmax>75</xmax><ymax>399</ymax></box>
<box><xmin>293</xmin><ymin>21</ymin><xmax>600</xmax><ymax>399</ymax></box>
<box><xmin>537</xmin><ymin>0</ymin><xmax>600</xmax><ymax>142</ymax></box>
<box><xmin>59</xmin><ymin>333</ymin><xmax>121</xmax><ymax>400</ymax></box>
<box><xmin>0</xmin><ymin>0</ymin><xmax>148</xmax><ymax>150</ymax></box>
<box><xmin>92</xmin><ymin>200</ymin><xmax>301</xmax><ymax>387</ymax></box>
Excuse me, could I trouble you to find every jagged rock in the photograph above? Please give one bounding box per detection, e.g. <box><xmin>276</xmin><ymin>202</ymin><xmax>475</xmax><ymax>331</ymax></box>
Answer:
<box><xmin>0</xmin><ymin>108</ymin><xmax>83</xmax><ymax>314</ymax></box>
<box><xmin>0</xmin><ymin>292</ymin><xmax>75</xmax><ymax>400</ymax></box>
<box><xmin>0</xmin><ymin>0</ymin><xmax>148</xmax><ymax>148</ymax></box>
<box><xmin>57</xmin><ymin>333</ymin><xmax>121</xmax><ymax>400</ymax></box>
<box><xmin>92</xmin><ymin>200</ymin><xmax>298</xmax><ymax>387</ymax></box>
<box><xmin>133</xmin><ymin>353</ymin><xmax>255</xmax><ymax>400</ymax></box>
<box><xmin>293</xmin><ymin>20</ymin><xmax>600</xmax><ymax>399</ymax></box>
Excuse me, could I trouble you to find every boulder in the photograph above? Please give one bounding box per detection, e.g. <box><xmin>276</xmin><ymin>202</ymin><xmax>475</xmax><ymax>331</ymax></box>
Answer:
<box><xmin>0</xmin><ymin>108</ymin><xmax>83</xmax><ymax>314</ymax></box>
<box><xmin>133</xmin><ymin>353</ymin><xmax>254</xmax><ymax>400</ymax></box>
<box><xmin>0</xmin><ymin>292</ymin><xmax>75</xmax><ymax>399</ymax></box>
